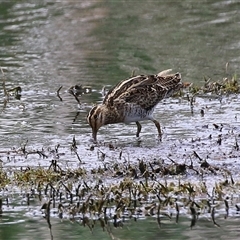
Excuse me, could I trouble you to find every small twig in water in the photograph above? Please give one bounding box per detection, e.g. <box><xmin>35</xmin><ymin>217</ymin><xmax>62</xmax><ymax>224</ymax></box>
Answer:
<box><xmin>57</xmin><ymin>86</ymin><xmax>63</xmax><ymax>101</ymax></box>
<box><xmin>21</xmin><ymin>140</ymin><xmax>28</xmax><ymax>155</ymax></box>
<box><xmin>74</xmin><ymin>150</ymin><xmax>82</xmax><ymax>163</ymax></box>
<box><xmin>1</xmin><ymin>67</ymin><xmax>9</xmax><ymax>112</ymax></box>
<box><xmin>72</xmin><ymin>111</ymin><xmax>80</xmax><ymax>123</ymax></box>
<box><xmin>71</xmin><ymin>135</ymin><xmax>77</xmax><ymax>151</ymax></box>
<box><xmin>68</xmin><ymin>87</ymin><xmax>81</xmax><ymax>105</ymax></box>
<box><xmin>1</xmin><ymin>67</ymin><xmax>8</xmax><ymax>97</ymax></box>
<box><xmin>211</xmin><ymin>207</ymin><xmax>220</xmax><ymax>227</ymax></box>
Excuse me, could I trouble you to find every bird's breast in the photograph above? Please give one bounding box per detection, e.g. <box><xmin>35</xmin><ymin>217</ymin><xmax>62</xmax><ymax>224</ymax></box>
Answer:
<box><xmin>123</xmin><ymin>105</ymin><xmax>154</xmax><ymax>123</ymax></box>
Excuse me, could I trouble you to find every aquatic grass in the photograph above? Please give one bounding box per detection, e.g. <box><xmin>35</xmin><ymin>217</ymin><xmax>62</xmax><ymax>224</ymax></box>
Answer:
<box><xmin>188</xmin><ymin>73</ymin><xmax>240</xmax><ymax>95</ymax></box>
<box><xmin>0</xmin><ymin>148</ymin><xmax>239</xmax><ymax>209</ymax></box>
<box><xmin>0</xmin><ymin>169</ymin><xmax>10</xmax><ymax>187</ymax></box>
<box><xmin>1</xmin><ymin>67</ymin><xmax>22</xmax><ymax>112</ymax></box>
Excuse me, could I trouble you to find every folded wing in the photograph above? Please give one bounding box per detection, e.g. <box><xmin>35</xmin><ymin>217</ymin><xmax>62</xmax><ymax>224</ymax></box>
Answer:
<box><xmin>104</xmin><ymin>73</ymin><xmax>182</xmax><ymax>111</ymax></box>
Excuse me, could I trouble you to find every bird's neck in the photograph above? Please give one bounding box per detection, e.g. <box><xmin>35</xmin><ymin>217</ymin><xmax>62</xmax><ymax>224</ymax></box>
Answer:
<box><xmin>102</xmin><ymin>106</ymin><xmax>124</xmax><ymax>125</ymax></box>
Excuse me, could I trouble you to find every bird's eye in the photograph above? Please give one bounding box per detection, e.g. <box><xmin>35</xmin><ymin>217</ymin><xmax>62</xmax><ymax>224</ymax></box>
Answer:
<box><xmin>94</xmin><ymin>114</ymin><xmax>98</xmax><ymax>119</ymax></box>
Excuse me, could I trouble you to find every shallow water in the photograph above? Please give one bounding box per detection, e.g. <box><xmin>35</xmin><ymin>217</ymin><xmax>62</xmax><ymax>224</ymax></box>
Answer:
<box><xmin>2</xmin><ymin>214</ymin><xmax>240</xmax><ymax>240</ymax></box>
<box><xmin>1</xmin><ymin>0</ymin><xmax>240</xmax><ymax>239</ymax></box>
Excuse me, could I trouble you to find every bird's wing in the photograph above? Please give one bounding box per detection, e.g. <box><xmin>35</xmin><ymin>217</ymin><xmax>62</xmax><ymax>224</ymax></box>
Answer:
<box><xmin>103</xmin><ymin>75</ymin><xmax>155</xmax><ymax>105</ymax></box>
<box><xmin>114</xmin><ymin>79</ymin><xmax>166</xmax><ymax>111</ymax></box>
<box><xmin>103</xmin><ymin>73</ymin><xmax>182</xmax><ymax>110</ymax></box>
<box><xmin>116</xmin><ymin>73</ymin><xmax>182</xmax><ymax>110</ymax></box>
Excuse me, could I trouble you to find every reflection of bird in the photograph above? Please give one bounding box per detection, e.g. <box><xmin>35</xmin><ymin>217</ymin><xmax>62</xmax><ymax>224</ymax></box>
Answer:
<box><xmin>87</xmin><ymin>69</ymin><xmax>183</xmax><ymax>141</ymax></box>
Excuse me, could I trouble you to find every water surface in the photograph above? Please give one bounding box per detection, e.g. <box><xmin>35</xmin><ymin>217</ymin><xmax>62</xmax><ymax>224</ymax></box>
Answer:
<box><xmin>1</xmin><ymin>0</ymin><xmax>240</xmax><ymax>239</ymax></box>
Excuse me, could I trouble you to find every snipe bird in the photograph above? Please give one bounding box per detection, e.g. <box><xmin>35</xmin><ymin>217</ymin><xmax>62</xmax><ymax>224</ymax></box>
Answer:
<box><xmin>87</xmin><ymin>69</ymin><xmax>183</xmax><ymax>141</ymax></box>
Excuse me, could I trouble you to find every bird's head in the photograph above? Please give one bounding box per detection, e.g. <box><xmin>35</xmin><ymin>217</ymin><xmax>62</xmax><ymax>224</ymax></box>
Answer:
<box><xmin>87</xmin><ymin>105</ymin><xmax>106</xmax><ymax>141</ymax></box>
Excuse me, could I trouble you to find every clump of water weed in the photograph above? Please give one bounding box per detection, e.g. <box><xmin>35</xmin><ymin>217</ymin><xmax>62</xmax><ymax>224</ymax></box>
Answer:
<box><xmin>189</xmin><ymin>74</ymin><xmax>239</xmax><ymax>95</ymax></box>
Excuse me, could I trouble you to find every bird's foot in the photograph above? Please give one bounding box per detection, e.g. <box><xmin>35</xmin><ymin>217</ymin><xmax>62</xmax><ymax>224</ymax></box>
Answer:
<box><xmin>136</xmin><ymin>136</ymin><xmax>142</xmax><ymax>143</ymax></box>
<box><xmin>157</xmin><ymin>133</ymin><xmax>162</xmax><ymax>142</ymax></box>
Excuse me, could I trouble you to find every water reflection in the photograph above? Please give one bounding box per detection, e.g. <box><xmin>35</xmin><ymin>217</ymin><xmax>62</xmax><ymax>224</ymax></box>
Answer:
<box><xmin>1</xmin><ymin>209</ymin><xmax>240</xmax><ymax>240</ymax></box>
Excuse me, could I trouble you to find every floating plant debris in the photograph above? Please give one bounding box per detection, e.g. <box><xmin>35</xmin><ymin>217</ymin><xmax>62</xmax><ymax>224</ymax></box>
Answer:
<box><xmin>67</xmin><ymin>85</ymin><xmax>92</xmax><ymax>104</ymax></box>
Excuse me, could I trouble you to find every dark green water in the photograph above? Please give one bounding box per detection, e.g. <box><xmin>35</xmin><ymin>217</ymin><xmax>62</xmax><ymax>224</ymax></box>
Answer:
<box><xmin>1</xmin><ymin>0</ymin><xmax>240</xmax><ymax>239</ymax></box>
<box><xmin>1</xmin><ymin>207</ymin><xmax>240</xmax><ymax>240</ymax></box>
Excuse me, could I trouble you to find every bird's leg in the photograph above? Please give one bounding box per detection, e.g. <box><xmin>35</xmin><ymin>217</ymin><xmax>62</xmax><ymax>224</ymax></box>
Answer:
<box><xmin>152</xmin><ymin>119</ymin><xmax>162</xmax><ymax>140</ymax></box>
<box><xmin>136</xmin><ymin>121</ymin><xmax>142</xmax><ymax>137</ymax></box>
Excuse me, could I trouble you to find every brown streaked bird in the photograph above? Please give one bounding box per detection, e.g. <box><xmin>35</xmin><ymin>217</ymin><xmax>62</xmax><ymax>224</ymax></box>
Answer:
<box><xmin>87</xmin><ymin>69</ymin><xmax>183</xmax><ymax>141</ymax></box>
